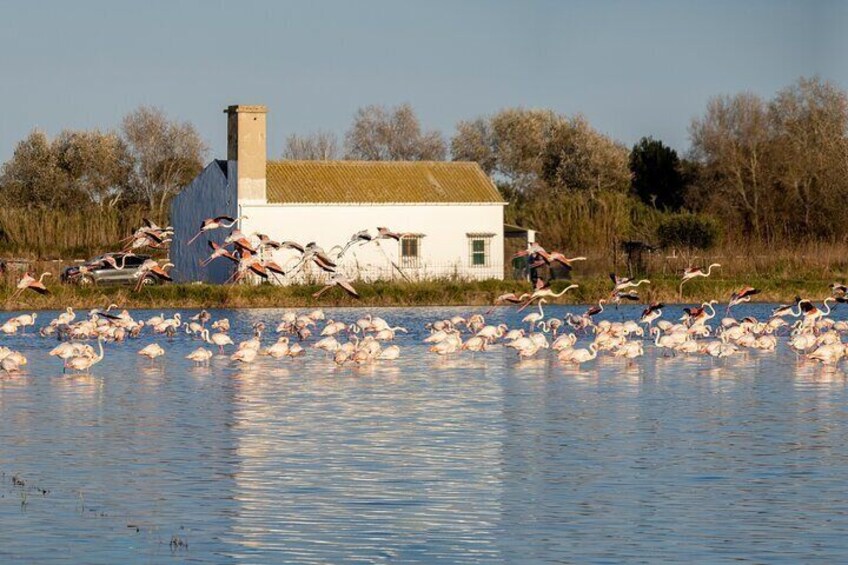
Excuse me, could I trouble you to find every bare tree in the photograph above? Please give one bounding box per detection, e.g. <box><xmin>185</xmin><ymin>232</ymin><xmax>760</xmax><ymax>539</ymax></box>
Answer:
<box><xmin>345</xmin><ymin>103</ymin><xmax>446</xmax><ymax>161</ymax></box>
<box><xmin>121</xmin><ymin>106</ymin><xmax>207</xmax><ymax>214</ymax></box>
<box><xmin>689</xmin><ymin>93</ymin><xmax>771</xmax><ymax>238</ymax></box>
<box><xmin>283</xmin><ymin>131</ymin><xmax>340</xmax><ymax>160</ymax></box>
<box><xmin>768</xmin><ymin>77</ymin><xmax>848</xmax><ymax>237</ymax></box>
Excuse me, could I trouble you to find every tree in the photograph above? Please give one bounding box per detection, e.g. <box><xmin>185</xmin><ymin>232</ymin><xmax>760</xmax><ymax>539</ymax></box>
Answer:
<box><xmin>689</xmin><ymin>92</ymin><xmax>771</xmax><ymax>238</ymax></box>
<box><xmin>283</xmin><ymin>131</ymin><xmax>340</xmax><ymax>160</ymax></box>
<box><xmin>53</xmin><ymin>129</ymin><xmax>132</xmax><ymax>208</ymax></box>
<box><xmin>121</xmin><ymin>106</ymin><xmax>207</xmax><ymax>214</ymax></box>
<box><xmin>344</xmin><ymin>103</ymin><xmax>446</xmax><ymax>161</ymax></box>
<box><xmin>0</xmin><ymin>130</ymin><xmax>82</xmax><ymax>209</ymax></box>
<box><xmin>767</xmin><ymin>77</ymin><xmax>848</xmax><ymax>238</ymax></box>
<box><xmin>629</xmin><ymin>137</ymin><xmax>685</xmax><ymax>210</ymax></box>
<box><xmin>452</xmin><ymin>108</ymin><xmax>630</xmax><ymax>196</ymax></box>
<box><xmin>452</xmin><ymin>108</ymin><xmax>558</xmax><ymax>194</ymax></box>
<box><xmin>541</xmin><ymin>115</ymin><xmax>631</xmax><ymax>194</ymax></box>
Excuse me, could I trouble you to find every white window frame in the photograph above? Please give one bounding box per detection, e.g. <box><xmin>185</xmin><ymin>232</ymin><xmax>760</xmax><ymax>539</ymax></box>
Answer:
<box><xmin>467</xmin><ymin>234</ymin><xmax>493</xmax><ymax>268</ymax></box>
<box><xmin>400</xmin><ymin>234</ymin><xmax>423</xmax><ymax>268</ymax></box>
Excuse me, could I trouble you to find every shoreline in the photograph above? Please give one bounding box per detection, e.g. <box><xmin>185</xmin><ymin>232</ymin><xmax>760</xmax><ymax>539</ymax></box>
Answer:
<box><xmin>0</xmin><ymin>276</ymin><xmax>839</xmax><ymax>311</ymax></box>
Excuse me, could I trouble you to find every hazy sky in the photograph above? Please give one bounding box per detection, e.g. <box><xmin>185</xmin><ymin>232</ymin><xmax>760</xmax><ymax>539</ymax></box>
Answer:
<box><xmin>1</xmin><ymin>0</ymin><xmax>845</xmax><ymax>162</ymax></box>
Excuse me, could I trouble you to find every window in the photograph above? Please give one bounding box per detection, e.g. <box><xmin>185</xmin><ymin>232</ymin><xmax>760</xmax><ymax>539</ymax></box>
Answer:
<box><xmin>468</xmin><ymin>235</ymin><xmax>492</xmax><ymax>267</ymax></box>
<box><xmin>400</xmin><ymin>235</ymin><xmax>422</xmax><ymax>268</ymax></box>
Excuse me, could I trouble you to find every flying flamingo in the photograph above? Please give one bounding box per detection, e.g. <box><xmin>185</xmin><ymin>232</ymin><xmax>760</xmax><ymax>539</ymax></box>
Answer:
<box><xmin>830</xmin><ymin>282</ymin><xmax>847</xmax><ymax>297</ymax></box>
<box><xmin>312</xmin><ymin>273</ymin><xmax>360</xmax><ymax>299</ymax></box>
<box><xmin>201</xmin><ymin>241</ymin><xmax>238</xmax><ymax>267</ymax></box>
<box><xmin>11</xmin><ymin>272</ymin><xmax>51</xmax><ymax>300</ymax></box>
<box><xmin>772</xmin><ymin>297</ymin><xmax>802</xmax><ymax>318</ymax></box>
<box><xmin>680</xmin><ymin>263</ymin><xmax>721</xmax><ymax>297</ymax></box>
<box><xmin>609</xmin><ymin>274</ymin><xmax>650</xmax><ymax>293</ymax></box>
<box><xmin>102</xmin><ymin>253</ymin><xmax>136</xmax><ymax>270</ymax></box>
<box><xmin>133</xmin><ymin>261</ymin><xmax>173</xmax><ymax>291</ymax></box>
<box><xmin>486</xmin><ymin>292</ymin><xmax>531</xmax><ymax>314</ymax></box>
<box><xmin>518</xmin><ymin>282</ymin><xmax>579</xmax><ymax>311</ymax></box>
<box><xmin>640</xmin><ymin>302</ymin><xmax>664</xmax><ymax>328</ymax></box>
<box><xmin>187</xmin><ymin>215</ymin><xmax>247</xmax><ymax>245</ymax></box>
<box><xmin>727</xmin><ymin>286</ymin><xmax>761</xmax><ymax>313</ymax></box>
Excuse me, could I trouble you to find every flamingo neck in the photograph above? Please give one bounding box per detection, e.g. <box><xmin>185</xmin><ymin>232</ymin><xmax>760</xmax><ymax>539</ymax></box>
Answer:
<box><xmin>822</xmin><ymin>298</ymin><xmax>833</xmax><ymax>316</ymax></box>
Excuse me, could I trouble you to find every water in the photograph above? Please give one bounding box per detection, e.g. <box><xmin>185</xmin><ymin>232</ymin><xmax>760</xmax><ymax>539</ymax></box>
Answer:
<box><xmin>1</xmin><ymin>304</ymin><xmax>847</xmax><ymax>563</ymax></box>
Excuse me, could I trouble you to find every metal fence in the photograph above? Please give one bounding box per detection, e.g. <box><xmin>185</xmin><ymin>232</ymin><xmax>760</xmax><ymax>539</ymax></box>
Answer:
<box><xmin>276</xmin><ymin>261</ymin><xmax>519</xmax><ymax>285</ymax></box>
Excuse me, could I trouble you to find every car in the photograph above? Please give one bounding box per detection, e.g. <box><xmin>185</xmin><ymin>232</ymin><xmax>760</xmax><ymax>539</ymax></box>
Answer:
<box><xmin>61</xmin><ymin>253</ymin><xmax>164</xmax><ymax>287</ymax></box>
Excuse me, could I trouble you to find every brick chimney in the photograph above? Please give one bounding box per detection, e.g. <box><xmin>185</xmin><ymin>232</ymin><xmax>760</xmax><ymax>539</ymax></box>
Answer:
<box><xmin>225</xmin><ymin>104</ymin><xmax>267</xmax><ymax>203</ymax></box>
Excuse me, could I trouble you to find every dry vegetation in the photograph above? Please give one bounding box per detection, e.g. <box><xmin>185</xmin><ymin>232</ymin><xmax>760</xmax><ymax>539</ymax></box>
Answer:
<box><xmin>0</xmin><ymin>273</ymin><xmax>838</xmax><ymax>312</ymax></box>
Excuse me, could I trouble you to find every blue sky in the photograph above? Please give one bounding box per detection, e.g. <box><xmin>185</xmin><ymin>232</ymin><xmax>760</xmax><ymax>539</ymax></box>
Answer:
<box><xmin>0</xmin><ymin>0</ymin><xmax>845</xmax><ymax>162</ymax></box>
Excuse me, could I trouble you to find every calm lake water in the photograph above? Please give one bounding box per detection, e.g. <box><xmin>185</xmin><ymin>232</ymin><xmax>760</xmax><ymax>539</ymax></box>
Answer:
<box><xmin>1</xmin><ymin>304</ymin><xmax>848</xmax><ymax>563</ymax></box>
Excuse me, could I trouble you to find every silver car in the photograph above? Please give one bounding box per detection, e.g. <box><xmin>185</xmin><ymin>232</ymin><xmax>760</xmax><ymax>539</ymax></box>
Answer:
<box><xmin>61</xmin><ymin>253</ymin><xmax>163</xmax><ymax>287</ymax></box>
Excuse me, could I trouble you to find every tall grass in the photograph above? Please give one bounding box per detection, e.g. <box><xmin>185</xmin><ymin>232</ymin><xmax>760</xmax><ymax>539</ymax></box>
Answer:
<box><xmin>0</xmin><ymin>207</ymin><xmax>165</xmax><ymax>259</ymax></box>
<box><xmin>507</xmin><ymin>189</ymin><xmax>848</xmax><ymax>280</ymax></box>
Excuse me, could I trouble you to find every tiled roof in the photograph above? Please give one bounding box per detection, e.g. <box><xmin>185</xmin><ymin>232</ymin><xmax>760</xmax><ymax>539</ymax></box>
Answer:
<box><xmin>265</xmin><ymin>160</ymin><xmax>504</xmax><ymax>204</ymax></box>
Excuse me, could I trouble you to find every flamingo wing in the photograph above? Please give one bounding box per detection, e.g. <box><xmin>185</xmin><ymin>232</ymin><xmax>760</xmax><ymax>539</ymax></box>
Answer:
<box><xmin>28</xmin><ymin>283</ymin><xmax>50</xmax><ymax>295</ymax></box>
<box><xmin>337</xmin><ymin>279</ymin><xmax>360</xmax><ymax>298</ymax></box>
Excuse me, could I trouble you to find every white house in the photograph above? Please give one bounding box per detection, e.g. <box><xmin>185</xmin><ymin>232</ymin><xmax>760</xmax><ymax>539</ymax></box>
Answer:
<box><xmin>170</xmin><ymin>105</ymin><xmax>535</xmax><ymax>284</ymax></box>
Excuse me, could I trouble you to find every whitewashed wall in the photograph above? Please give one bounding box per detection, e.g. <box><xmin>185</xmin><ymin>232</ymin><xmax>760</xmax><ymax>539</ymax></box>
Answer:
<box><xmin>239</xmin><ymin>203</ymin><xmax>506</xmax><ymax>283</ymax></box>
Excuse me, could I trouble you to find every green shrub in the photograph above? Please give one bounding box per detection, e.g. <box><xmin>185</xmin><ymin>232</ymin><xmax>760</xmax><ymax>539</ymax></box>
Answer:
<box><xmin>656</xmin><ymin>213</ymin><xmax>721</xmax><ymax>251</ymax></box>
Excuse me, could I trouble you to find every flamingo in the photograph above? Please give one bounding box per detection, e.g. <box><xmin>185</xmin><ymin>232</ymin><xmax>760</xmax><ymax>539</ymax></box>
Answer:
<box><xmin>640</xmin><ymin>302</ymin><xmax>664</xmax><ymax>328</ymax></box>
<box><xmin>522</xmin><ymin>299</ymin><xmax>547</xmax><ymax>329</ymax></box>
<box><xmin>102</xmin><ymin>253</ymin><xmax>135</xmax><ymax>270</ymax></box>
<box><xmin>186</xmin><ymin>347</ymin><xmax>213</xmax><ymax>364</ymax></box>
<box><xmin>680</xmin><ymin>263</ymin><xmax>720</xmax><ymax>296</ymax></box>
<box><xmin>12</xmin><ymin>313</ymin><xmax>37</xmax><ymax>332</ymax></box>
<box><xmin>138</xmin><ymin>343</ymin><xmax>165</xmax><ymax>359</ymax></box>
<box><xmin>133</xmin><ymin>261</ymin><xmax>173</xmax><ymax>291</ymax></box>
<box><xmin>11</xmin><ymin>272</ymin><xmax>51</xmax><ymax>299</ymax></box>
<box><xmin>202</xmin><ymin>328</ymin><xmax>234</xmax><ymax>353</ymax></box>
<box><xmin>201</xmin><ymin>241</ymin><xmax>238</xmax><ymax>267</ymax></box>
<box><xmin>64</xmin><ymin>338</ymin><xmax>105</xmax><ymax>374</ymax></box>
<box><xmin>231</xmin><ymin>347</ymin><xmax>258</xmax><ymax>363</ymax></box>
<box><xmin>187</xmin><ymin>215</ymin><xmax>247</xmax><ymax>245</ymax></box>
<box><xmin>518</xmin><ymin>283</ymin><xmax>579</xmax><ymax>311</ymax></box>
<box><xmin>728</xmin><ymin>286</ymin><xmax>761</xmax><ymax>313</ymax></box>
<box><xmin>566</xmin><ymin>344</ymin><xmax>599</xmax><ymax>365</ymax></box>
<box><xmin>609</xmin><ymin>274</ymin><xmax>650</xmax><ymax>292</ymax></box>
<box><xmin>514</xmin><ymin>244</ymin><xmax>586</xmax><ymax>269</ymax></box>
<box><xmin>313</xmin><ymin>274</ymin><xmax>359</xmax><ymax>299</ymax></box>
<box><xmin>377</xmin><ymin>345</ymin><xmax>400</xmax><ymax>360</ymax></box>
<box><xmin>772</xmin><ymin>298</ymin><xmax>802</xmax><ymax>318</ymax></box>
<box><xmin>610</xmin><ymin>290</ymin><xmax>640</xmax><ymax>306</ymax></box>
<box><xmin>585</xmin><ymin>299</ymin><xmax>606</xmax><ymax>319</ymax></box>
<box><xmin>798</xmin><ymin>298</ymin><xmax>835</xmax><ymax>330</ymax></box>
<box><xmin>376</xmin><ymin>227</ymin><xmax>409</xmax><ymax>241</ymax></box>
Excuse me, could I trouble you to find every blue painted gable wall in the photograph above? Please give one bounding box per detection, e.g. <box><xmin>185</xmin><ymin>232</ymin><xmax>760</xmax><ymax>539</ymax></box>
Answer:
<box><xmin>170</xmin><ymin>160</ymin><xmax>238</xmax><ymax>283</ymax></box>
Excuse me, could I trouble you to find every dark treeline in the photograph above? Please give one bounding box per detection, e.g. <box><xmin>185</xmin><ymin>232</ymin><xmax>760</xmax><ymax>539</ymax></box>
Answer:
<box><xmin>2</xmin><ymin>76</ymin><xmax>847</xmax><ymax>266</ymax></box>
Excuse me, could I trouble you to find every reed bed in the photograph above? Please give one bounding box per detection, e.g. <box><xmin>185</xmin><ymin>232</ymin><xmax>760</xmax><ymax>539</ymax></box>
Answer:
<box><xmin>0</xmin><ymin>207</ymin><xmax>164</xmax><ymax>259</ymax></box>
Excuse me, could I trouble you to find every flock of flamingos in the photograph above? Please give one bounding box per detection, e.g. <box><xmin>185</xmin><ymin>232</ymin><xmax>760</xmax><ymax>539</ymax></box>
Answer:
<box><xmin>1</xmin><ymin>215</ymin><xmax>848</xmax><ymax>374</ymax></box>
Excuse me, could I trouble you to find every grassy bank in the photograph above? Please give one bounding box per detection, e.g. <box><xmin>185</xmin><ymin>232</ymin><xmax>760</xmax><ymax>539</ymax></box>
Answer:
<box><xmin>0</xmin><ymin>275</ymin><xmax>839</xmax><ymax>312</ymax></box>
